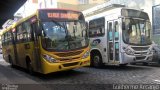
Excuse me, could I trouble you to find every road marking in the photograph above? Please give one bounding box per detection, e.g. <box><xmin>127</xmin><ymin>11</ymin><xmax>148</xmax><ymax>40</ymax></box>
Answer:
<box><xmin>154</xmin><ymin>80</ymin><xmax>160</xmax><ymax>83</ymax></box>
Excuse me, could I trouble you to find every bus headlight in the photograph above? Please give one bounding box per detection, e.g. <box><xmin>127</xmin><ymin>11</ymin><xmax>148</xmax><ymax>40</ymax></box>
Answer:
<box><xmin>42</xmin><ymin>54</ymin><xmax>57</xmax><ymax>63</ymax></box>
<box><xmin>125</xmin><ymin>48</ymin><xmax>134</xmax><ymax>55</ymax></box>
<box><xmin>82</xmin><ymin>51</ymin><xmax>90</xmax><ymax>59</ymax></box>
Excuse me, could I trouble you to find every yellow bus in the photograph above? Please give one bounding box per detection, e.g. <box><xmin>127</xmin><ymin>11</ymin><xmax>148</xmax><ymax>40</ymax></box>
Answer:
<box><xmin>1</xmin><ymin>8</ymin><xmax>90</xmax><ymax>74</ymax></box>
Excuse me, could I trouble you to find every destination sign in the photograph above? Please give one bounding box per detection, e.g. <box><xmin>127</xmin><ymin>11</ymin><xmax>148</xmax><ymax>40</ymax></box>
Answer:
<box><xmin>47</xmin><ymin>12</ymin><xmax>79</xmax><ymax>19</ymax></box>
<box><xmin>39</xmin><ymin>9</ymin><xmax>83</xmax><ymax>21</ymax></box>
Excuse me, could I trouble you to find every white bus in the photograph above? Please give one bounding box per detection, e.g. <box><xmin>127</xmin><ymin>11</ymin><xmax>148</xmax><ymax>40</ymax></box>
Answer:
<box><xmin>84</xmin><ymin>7</ymin><xmax>153</xmax><ymax>67</ymax></box>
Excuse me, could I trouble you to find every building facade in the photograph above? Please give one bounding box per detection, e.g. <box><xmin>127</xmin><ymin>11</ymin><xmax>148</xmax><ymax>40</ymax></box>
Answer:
<box><xmin>14</xmin><ymin>0</ymin><xmax>106</xmax><ymax>18</ymax></box>
<box><xmin>39</xmin><ymin>0</ymin><xmax>106</xmax><ymax>11</ymax></box>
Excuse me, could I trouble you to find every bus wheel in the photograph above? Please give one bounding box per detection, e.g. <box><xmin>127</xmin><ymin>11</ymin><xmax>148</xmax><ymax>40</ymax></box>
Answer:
<box><xmin>91</xmin><ymin>52</ymin><xmax>103</xmax><ymax>68</ymax></box>
<box><xmin>27</xmin><ymin>60</ymin><xmax>34</xmax><ymax>75</ymax></box>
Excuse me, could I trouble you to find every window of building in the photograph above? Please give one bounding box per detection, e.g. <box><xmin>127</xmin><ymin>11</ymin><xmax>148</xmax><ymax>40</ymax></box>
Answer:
<box><xmin>78</xmin><ymin>0</ymin><xmax>89</xmax><ymax>4</ymax></box>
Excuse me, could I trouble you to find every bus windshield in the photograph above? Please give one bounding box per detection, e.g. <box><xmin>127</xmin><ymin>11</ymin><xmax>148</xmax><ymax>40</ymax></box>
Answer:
<box><xmin>41</xmin><ymin>20</ymin><xmax>89</xmax><ymax>51</ymax></box>
<box><xmin>122</xmin><ymin>18</ymin><xmax>152</xmax><ymax>45</ymax></box>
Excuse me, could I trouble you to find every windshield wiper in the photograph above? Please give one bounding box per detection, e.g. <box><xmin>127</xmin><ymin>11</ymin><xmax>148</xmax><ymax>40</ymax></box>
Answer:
<box><xmin>51</xmin><ymin>20</ymin><xmax>65</xmax><ymax>29</ymax></box>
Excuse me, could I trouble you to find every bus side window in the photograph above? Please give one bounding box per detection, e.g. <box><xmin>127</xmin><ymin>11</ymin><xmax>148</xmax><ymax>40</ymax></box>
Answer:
<box><xmin>3</xmin><ymin>33</ymin><xmax>6</xmax><ymax>46</ymax></box>
<box><xmin>8</xmin><ymin>31</ymin><xmax>12</xmax><ymax>45</ymax></box>
<box><xmin>12</xmin><ymin>28</ymin><xmax>17</xmax><ymax>44</ymax></box>
<box><xmin>23</xmin><ymin>22</ymin><xmax>32</xmax><ymax>41</ymax></box>
<box><xmin>2</xmin><ymin>34</ymin><xmax>5</xmax><ymax>46</ymax></box>
<box><xmin>16</xmin><ymin>24</ymin><xmax>23</xmax><ymax>43</ymax></box>
<box><xmin>89</xmin><ymin>17</ymin><xmax>105</xmax><ymax>37</ymax></box>
<box><xmin>31</xmin><ymin>22</ymin><xmax>38</xmax><ymax>41</ymax></box>
<box><xmin>4</xmin><ymin>33</ymin><xmax>7</xmax><ymax>46</ymax></box>
<box><xmin>108</xmin><ymin>22</ymin><xmax>112</xmax><ymax>41</ymax></box>
<box><xmin>2</xmin><ymin>35</ymin><xmax>4</xmax><ymax>46</ymax></box>
<box><xmin>114</xmin><ymin>21</ymin><xmax>119</xmax><ymax>40</ymax></box>
<box><xmin>6</xmin><ymin>32</ymin><xmax>9</xmax><ymax>45</ymax></box>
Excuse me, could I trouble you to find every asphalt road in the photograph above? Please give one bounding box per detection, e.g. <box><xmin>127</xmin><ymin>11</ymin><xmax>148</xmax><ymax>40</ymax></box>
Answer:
<box><xmin>0</xmin><ymin>54</ymin><xmax>160</xmax><ymax>90</ymax></box>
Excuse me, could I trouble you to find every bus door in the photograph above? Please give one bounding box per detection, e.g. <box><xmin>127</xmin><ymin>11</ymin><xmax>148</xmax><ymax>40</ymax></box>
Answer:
<box><xmin>16</xmin><ymin>24</ymin><xmax>26</xmax><ymax>66</ymax></box>
<box><xmin>107</xmin><ymin>20</ymin><xmax>119</xmax><ymax>63</ymax></box>
<box><xmin>12</xmin><ymin>28</ymin><xmax>19</xmax><ymax>65</ymax></box>
<box><xmin>31</xmin><ymin>21</ymin><xmax>41</xmax><ymax>71</ymax></box>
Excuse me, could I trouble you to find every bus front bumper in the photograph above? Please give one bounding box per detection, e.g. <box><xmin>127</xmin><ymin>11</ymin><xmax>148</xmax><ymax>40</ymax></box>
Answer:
<box><xmin>121</xmin><ymin>53</ymin><xmax>153</xmax><ymax>64</ymax></box>
<box><xmin>41</xmin><ymin>57</ymin><xmax>90</xmax><ymax>74</ymax></box>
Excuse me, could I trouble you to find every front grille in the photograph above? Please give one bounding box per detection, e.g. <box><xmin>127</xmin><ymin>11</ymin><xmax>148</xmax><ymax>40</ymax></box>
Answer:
<box><xmin>63</xmin><ymin>62</ymin><xmax>79</xmax><ymax>67</ymax></box>
<box><xmin>136</xmin><ymin>56</ymin><xmax>146</xmax><ymax>60</ymax></box>
<box><xmin>55</xmin><ymin>50</ymin><xmax>83</xmax><ymax>57</ymax></box>
<box><xmin>135</xmin><ymin>52</ymin><xmax>148</xmax><ymax>55</ymax></box>
<box><xmin>142</xmin><ymin>52</ymin><xmax>148</xmax><ymax>55</ymax></box>
<box><xmin>132</xmin><ymin>47</ymin><xmax>149</xmax><ymax>51</ymax></box>
<box><xmin>59</xmin><ymin>57</ymin><xmax>80</xmax><ymax>61</ymax></box>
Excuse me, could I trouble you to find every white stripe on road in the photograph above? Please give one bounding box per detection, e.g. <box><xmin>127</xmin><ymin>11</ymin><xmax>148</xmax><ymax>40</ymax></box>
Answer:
<box><xmin>154</xmin><ymin>80</ymin><xmax>160</xmax><ymax>83</ymax></box>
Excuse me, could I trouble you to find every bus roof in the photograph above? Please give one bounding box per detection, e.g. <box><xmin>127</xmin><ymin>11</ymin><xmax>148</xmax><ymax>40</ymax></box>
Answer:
<box><xmin>85</xmin><ymin>7</ymin><xmax>148</xmax><ymax>21</ymax></box>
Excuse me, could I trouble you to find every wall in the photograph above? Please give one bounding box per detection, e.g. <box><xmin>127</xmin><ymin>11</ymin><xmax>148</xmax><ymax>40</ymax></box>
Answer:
<box><xmin>57</xmin><ymin>2</ymin><xmax>78</xmax><ymax>10</ymax></box>
<box><xmin>152</xmin><ymin>0</ymin><xmax>160</xmax><ymax>45</ymax></box>
<box><xmin>58</xmin><ymin>0</ymin><xmax>78</xmax><ymax>5</ymax></box>
<box><xmin>89</xmin><ymin>0</ymin><xmax>106</xmax><ymax>4</ymax></box>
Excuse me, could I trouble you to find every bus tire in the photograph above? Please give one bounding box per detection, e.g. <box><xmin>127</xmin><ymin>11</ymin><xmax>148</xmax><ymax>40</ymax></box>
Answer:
<box><xmin>91</xmin><ymin>52</ymin><xmax>103</xmax><ymax>68</ymax></box>
<box><xmin>26</xmin><ymin>59</ymin><xmax>34</xmax><ymax>75</ymax></box>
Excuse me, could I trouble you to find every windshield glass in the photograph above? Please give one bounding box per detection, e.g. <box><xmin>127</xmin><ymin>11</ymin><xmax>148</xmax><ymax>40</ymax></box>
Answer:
<box><xmin>122</xmin><ymin>18</ymin><xmax>152</xmax><ymax>45</ymax></box>
<box><xmin>41</xmin><ymin>20</ymin><xmax>89</xmax><ymax>51</ymax></box>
